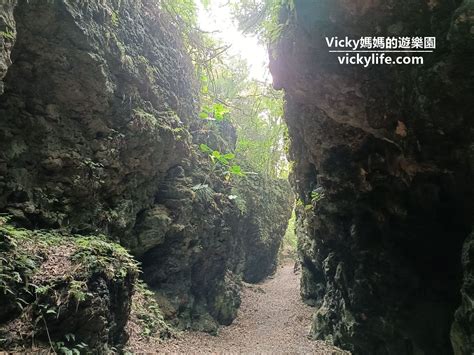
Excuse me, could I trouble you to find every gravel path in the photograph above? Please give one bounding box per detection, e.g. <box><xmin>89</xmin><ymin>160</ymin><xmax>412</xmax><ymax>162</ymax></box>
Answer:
<box><xmin>158</xmin><ymin>263</ymin><xmax>347</xmax><ymax>354</ymax></box>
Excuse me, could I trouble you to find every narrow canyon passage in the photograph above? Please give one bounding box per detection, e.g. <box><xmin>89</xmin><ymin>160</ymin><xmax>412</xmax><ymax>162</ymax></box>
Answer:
<box><xmin>129</xmin><ymin>263</ymin><xmax>345</xmax><ymax>354</ymax></box>
<box><xmin>0</xmin><ymin>1</ymin><xmax>472</xmax><ymax>354</ymax></box>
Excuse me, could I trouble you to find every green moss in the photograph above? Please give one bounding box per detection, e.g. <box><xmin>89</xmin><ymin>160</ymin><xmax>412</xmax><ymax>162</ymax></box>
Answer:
<box><xmin>0</xmin><ymin>217</ymin><xmax>59</xmax><ymax>302</ymax></box>
<box><xmin>230</xmin><ymin>187</ymin><xmax>247</xmax><ymax>214</ymax></box>
<box><xmin>0</xmin><ymin>29</ymin><xmax>14</xmax><ymax>41</ymax></box>
<box><xmin>212</xmin><ymin>292</ymin><xmax>237</xmax><ymax>325</ymax></box>
<box><xmin>71</xmin><ymin>235</ymin><xmax>139</xmax><ymax>280</ymax></box>
<box><xmin>0</xmin><ymin>216</ymin><xmax>139</xmax><ymax>351</ymax></box>
<box><xmin>131</xmin><ymin>108</ymin><xmax>159</xmax><ymax>130</ymax></box>
<box><xmin>111</xmin><ymin>11</ymin><xmax>119</xmax><ymax>27</ymax></box>
<box><xmin>129</xmin><ymin>280</ymin><xmax>174</xmax><ymax>339</ymax></box>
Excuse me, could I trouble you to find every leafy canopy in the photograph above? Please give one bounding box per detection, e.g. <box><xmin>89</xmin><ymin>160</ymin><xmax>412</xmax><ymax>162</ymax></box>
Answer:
<box><xmin>229</xmin><ymin>0</ymin><xmax>295</xmax><ymax>43</ymax></box>
<box><xmin>164</xmin><ymin>0</ymin><xmax>290</xmax><ymax>180</ymax></box>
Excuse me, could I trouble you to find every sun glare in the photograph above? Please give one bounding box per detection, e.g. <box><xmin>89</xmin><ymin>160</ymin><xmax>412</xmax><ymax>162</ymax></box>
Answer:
<box><xmin>197</xmin><ymin>0</ymin><xmax>271</xmax><ymax>83</ymax></box>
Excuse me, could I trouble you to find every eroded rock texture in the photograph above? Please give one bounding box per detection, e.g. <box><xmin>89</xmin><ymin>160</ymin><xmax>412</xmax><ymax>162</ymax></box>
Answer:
<box><xmin>235</xmin><ymin>177</ymin><xmax>293</xmax><ymax>283</ymax></box>
<box><xmin>0</xmin><ymin>219</ymin><xmax>138</xmax><ymax>352</ymax></box>
<box><xmin>271</xmin><ymin>0</ymin><xmax>473</xmax><ymax>354</ymax></box>
<box><xmin>138</xmin><ymin>171</ymin><xmax>292</xmax><ymax>332</ymax></box>
<box><xmin>1</xmin><ymin>0</ymin><xmax>196</xmax><ymax>232</ymax></box>
<box><xmin>0</xmin><ymin>0</ymin><xmax>292</xmax><ymax>347</ymax></box>
<box><xmin>0</xmin><ymin>1</ymin><xmax>16</xmax><ymax>95</ymax></box>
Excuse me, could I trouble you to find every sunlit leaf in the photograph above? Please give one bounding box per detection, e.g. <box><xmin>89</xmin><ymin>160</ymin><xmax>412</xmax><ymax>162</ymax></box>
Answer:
<box><xmin>229</xmin><ymin>165</ymin><xmax>244</xmax><ymax>176</ymax></box>
<box><xmin>199</xmin><ymin>144</ymin><xmax>212</xmax><ymax>153</ymax></box>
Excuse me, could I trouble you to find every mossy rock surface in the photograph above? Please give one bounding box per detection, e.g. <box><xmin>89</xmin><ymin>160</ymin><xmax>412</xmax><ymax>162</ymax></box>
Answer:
<box><xmin>0</xmin><ymin>217</ymin><xmax>138</xmax><ymax>352</ymax></box>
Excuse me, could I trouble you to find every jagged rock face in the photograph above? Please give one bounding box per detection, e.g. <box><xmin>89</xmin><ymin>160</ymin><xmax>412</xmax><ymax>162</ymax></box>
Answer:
<box><xmin>0</xmin><ymin>0</ymin><xmax>196</xmax><ymax>234</ymax></box>
<box><xmin>137</xmin><ymin>172</ymin><xmax>292</xmax><ymax>332</ymax></box>
<box><xmin>236</xmin><ymin>177</ymin><xmax>293</xmax><ymax>283</ymax></box>
<box><xmin>0</xmin><ymin>2</ymin><xmax>15</xmax><ymax>95</ymax></box>
<box><xmin>137</xmin><ymin>168</ymin><xmax>246</xmax><ymax>332</ymax></box>
<box><xmin>0</xmin><ymin>0</ymin><xmax>292</xmax><ymax>342</ymax></box>
<box><xmin>271</xmin><ymin>0</ymin><xmax>473</xmax><ymax>354</ymax></box>
<box><xmin>451</xmin><ymin>231</ymin><xmax>474</xmax><ymax>354</ymax></box>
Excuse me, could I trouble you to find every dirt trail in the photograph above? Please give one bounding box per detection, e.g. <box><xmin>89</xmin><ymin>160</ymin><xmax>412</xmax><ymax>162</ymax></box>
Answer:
<box><xmin>157</xmin><ymin>263</ymin><xmax>346</xmax><ymax>354</ymax></box>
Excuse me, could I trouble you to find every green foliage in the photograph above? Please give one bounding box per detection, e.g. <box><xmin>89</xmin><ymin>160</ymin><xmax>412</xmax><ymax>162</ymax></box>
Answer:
<box><xmin>67</xmin><ymin>280</ymin><xmax>89</xmax><ymax>311</ymax></box>
<box><xmin>162</xmin><ymin>0</ymin><xmax>198</xmax><ymax>29</ymax></box>
<box><xmin>199</xmin><ymin>143</ymin><xmax>213</xmax><ymax>153</ymax></box>
<box><xmin>0</xmin><ymin>28</ymin><xmax>14</xmax><ymax>41</ymax></box>
<box><xmin>0</xmin><ymin>218</ymin><xmax>50</xmax><ymax>309</ymax></box>
<box><xmin>283</xmin><ymin>209</ymin><xmax>297</xmax><ymax>249</ymax></box>
<box><xmin>71</xmin><ymin>236</ymin><xmax>139</xmax><ymax>280</ymax></box>
<box><xmin>161</xmin><ymin>0</ymin><xmax>227</xmax><ymax>79</ymax></box>
<box><xmin>161</xmin><ymin>0</ymin><xmax>237</xmax><ymax>135</ymax></box>
<box><xmin>199</xmin><ymin>144</ymin><xmax>244</xmax><ymax>180</ymax></box>
<box><xmin>200</xmin><ymin>0</ymin><xmax>211</xmax><ymax>9</ymax></box>
<box><xmin>229</xmin><ymin>0</ymin><xmax>295</xmax><ymax>43</ymax></box>
<box><xmin>311</xmin><ymin>189</ymin><xmax>325</xmax><ymax>203</ymax></box>
<box><xmin>200</xmin><ymin>103</ymin><xmax>230</xmax><ymax>121</ymax></box>
<box><xmin>211</xmin><ymin>150</ymin><xmax>235</xmax><ymax>166</ymax></box>
<box><xmin>280</xmin><ymin>209</ymin><xmax>297</xmax><ymax>260</ymax></box>
<box><xmin>130</xmin><ymin>281</ymin><xmax>174</xmax><ymax>339</ymax></box>
<box><xmin>0</xmin><ymin>217</ymin><xmax>138</xmax><ymax>351</ymax></box>
<box><xmin>111</xmin><ymin>10</ymin><xmax>119</xmax><ymax>27</ymax></box>
<box><xmin>233</xmin><ymin>82</ymin><xmax>287</xmax><ymax>178</ymax></box>
<box><xmin>204</xmin><ymin>55</ymin><xmax>287</xmax><ymax>178</ymax></box>
<box><xmin>229</xmin><ymin>165</ymin><xmax>244</xmax><ymax>176</ymax></box>
<box><xmin>169</xmin><ymin>1</ymin><xmax>290</xmax><ymax>180</ymax></box>
<box><xmin>53</xmin><ymin>334</ymin><xmax>88</xmax><ymax>355</ymax></box>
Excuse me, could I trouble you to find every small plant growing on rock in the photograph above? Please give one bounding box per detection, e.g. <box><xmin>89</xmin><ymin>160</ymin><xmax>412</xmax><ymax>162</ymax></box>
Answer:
<box><xmin>0</xmin><ymin>218</ymin><xmax>138</xmax><ymax>352</ymax></box>
<box><xmin>198</xmin><ymin>143</ymin><xmax>245</xmax><ymax>182</ymax></box>
<box><xmin>67</xmin><ymin>281</ymin><xmax>89</xmax><ymax>311</ymax></box>
<box><xmin>0</xmin><ymin>28</ymin><xmax>14</xmax><ymax>41</ymax></box>
<box><xmin>111</xmin><ymin>11</ymin><xmax>119</xmax><ymax>27</ymax></box>
<box><xmin>53</xmin><ymin>334</ymin><xmax>88</xmax><ymax>355</ymax></box>
<box><xmin>310</xmin><ymin>188</ymin><xmax>325</xmax><ymax>203</ymax></box>
<box><xmin>134</xmin><ymin>281</ymin><xmax>173</xmax><ymax>338</ymax></box>
<box><xmin>199</xmin><ymin>103</ymin><xmax>230</xmax><ymax>121</ymax></box>
<box><xmin>192</xmin><ymin>144</ymin><xmax>247</xmax><ymax>209</ymax></box>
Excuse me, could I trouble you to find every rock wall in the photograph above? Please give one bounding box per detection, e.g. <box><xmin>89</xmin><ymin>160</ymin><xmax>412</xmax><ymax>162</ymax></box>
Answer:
<box><xmin>0</xmin><ymin>0</ymin><xmax>292</xmax><ymax>349</ymax></box>
<box><xmin>0</xmin><ymin>218</ymin><xmax>138</xmax><ymax>352</ymax></box>
<box><xmin>0</xmin><ymin>1</ymin><xmax>15</xmax><ymax>95</ymax></box>
<box><xmin>271</xmin><ymin>0</ymin><xmax>473</xmax><ymax>354</ymax></box>
<box><xmin>451</xmin><ymin>231</ymin><xmax>474</xmax><ymax>354</ymax></box>
<box><xmin>0</xmin><ymin>0</ymin><xmax>196</xmax><ymax>233</ymax></box>
<box><xmin>139</xmin><ymin>171</ymin><xmax>292</xmax><ymax>332</ymax></box>
<box><xmin>235</xmin><ymin>176</ymin><xmax>293</xmax><ymax>283</ymax></box>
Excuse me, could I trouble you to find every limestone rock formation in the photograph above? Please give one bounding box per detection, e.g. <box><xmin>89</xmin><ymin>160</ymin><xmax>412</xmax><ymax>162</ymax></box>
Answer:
<box><xmin>0</xmin><ymin>0</ymin><xmax>292</xmax><ymax>350</ymax></box>
<box><xmin>451</xmin><ymin>231</ymin><xmax>474</xmax><ymax>354</ymax></box>
<box><xmin>235</xmin><ymin>177</ymin><xmax>293</xmax><ymax>283</ymax></box>
<box><xmin>0</xmin><ymin>0</ymin><xmax>197</xmax><ymax>233</ymax></box>
<box><xmin>0</xmin><ymin>218</ymin><xmax>138</xmax><ymax>352</ymax></box>
<box><xmin>271</xmin><ymin>0</ymin><xmax>473</xmax><ymax>354</ymax></box>
<box><xmin>0</xmin><ymin>1</ymin><xmax>15</xmax><ymax>96</ymax></box>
